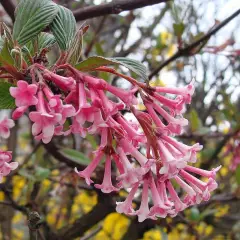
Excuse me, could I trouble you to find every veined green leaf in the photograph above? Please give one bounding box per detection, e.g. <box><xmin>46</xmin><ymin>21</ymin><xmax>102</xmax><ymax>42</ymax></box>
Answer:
<box><xmin>75</xmin><ymin>56</ymin><xmax>148</xmax><ymax>82</ymax></box>
<box><xmin>0</xmin><ymin>82</ymin><xmax>16</xmax><ymax>109</ymax></box>
<box><xmin>66</xmin><ymin>25</ymin><xmax>89</xmax><ymax>65</ymax></box>
<box><xmin>50</xmin><ymin>5</ymin><xmax>76</xmax><ymax>50</ymax></box>
<box><xmin>13</xmin><ymin>0</ymin><xmax>58</xmax><ymax>46</ymax></box>
<box><xmin>23</xmin><ymin>32</ymin><xmax>56</xmax><ymax>56</ymax></box>
<box><xmin>60</xmin><ymin>148</ymin><xmax>91</xmax><ymax>166</ymax></box>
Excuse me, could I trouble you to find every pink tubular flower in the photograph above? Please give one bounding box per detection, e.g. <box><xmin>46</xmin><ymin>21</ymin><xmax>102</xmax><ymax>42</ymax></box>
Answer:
<box><xmin>116</xmin><ymin>115</ymin><xmax>146</xmax><ymax>147</ymax></box>
<box><xmin>0</xmin><ymin>151</ymin><xmax>18</xmax><ymax>182</ymax></box>
<box><xmin>10</xmin><ymin>80</ymin><xmax>38</xmax><ymax>107</ymax></box>
<box><xmin>116</xmin><ymin>146</ymin><xmax>145</xmax><ymax>188</ymax></box>
<box><xmin>43</xmin><ymin>70</ymin><xmax>76</xmax><ymax>91</ymax></box>
<box><xmin>29</xmin><ymin>91</ymin><xmax>62</xmax><ymax>144</ymax></box>
<box><xmin>75</xmin><ymin>150</ymin><xmax>104</xmax><ymax>185</ymax></box>
<box><xmin>166</xmin><ymin>180</ymin><xmax>187</xmax><ymax>213</ymax></box>
<box><xmin>95</xmin><ymin>155</ymin><xmax>119</xmax><ymax>193</ymax></box>
<box><xmin>43</xmin><ymin>87</ymin><xmax>75</xmax><ymax>125</ymax></box>
<box><xmin>135</xmin><ymin>178</ymin><xmax>153</xmax><ymax>222</ymax></box>
<box><xmin>161</xmin><ymin>135</ymin><xmax>203</xmax><ymax>163</ymax></box>
<box><xmin>104</xmin><ymin>84</ymin><xmax>138</xmax><ymax>106</ymax></box>
<box><xmin>116</xmin><ymin>182</ymin><xmax>139</xmax><ymax>215</ymax></box>
<box><xmin>154</xmin><ymin>81</ymin><xmax>195</xmax><ymax>104</ymax></box>
<box><xmin>12</xmin><ymin>106</ymin><xmax>28</xmax><ymax>120</ymax></box>
<box><xmin>0</xmin><ymin>117</ymin><xmax>15</xmax><ymax>139</ymax></box>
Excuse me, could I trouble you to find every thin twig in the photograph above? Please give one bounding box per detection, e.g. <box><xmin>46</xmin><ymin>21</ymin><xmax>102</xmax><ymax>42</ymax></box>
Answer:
<box><xmin>149</xmin><ymin>8</ymin><xmax>240</xmax><ymax>79</ymax></box>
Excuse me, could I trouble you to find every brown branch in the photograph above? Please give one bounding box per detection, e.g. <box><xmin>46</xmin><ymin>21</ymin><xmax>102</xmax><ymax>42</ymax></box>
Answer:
<box><xmin>43</xmin><ymin>141</ymin><xmax>86</xmax><ymax>170</ymax></box>
<box><xmin>73</xmin><ymin>0</ymin><xmax>169</xmax><ymax>22</ymax></box>
<box><xmin>149</xmin><ymin>8</ymin><xmax>240</xmax><ymax>79</ymax></box>
<box><xmin>0</xmin><ymin>0</ymin><xmax>15</xmax><ymax>22</ymax></box>
<box><xmin>57</xmin><ymin>193</ymin><xmax>115</xmax><ymax>240</ymax></box>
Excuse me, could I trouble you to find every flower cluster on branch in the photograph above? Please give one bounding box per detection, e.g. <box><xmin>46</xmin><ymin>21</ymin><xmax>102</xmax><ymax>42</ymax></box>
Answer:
<box><xmin>8</xmin><ymin>62</ymin><xmax>220</xmax><ymax>221</ymax></box>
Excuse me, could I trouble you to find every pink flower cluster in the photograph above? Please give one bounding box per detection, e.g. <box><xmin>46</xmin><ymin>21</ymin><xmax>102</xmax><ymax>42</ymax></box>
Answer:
<box><xmin>0</xmin><ymin>117</ymin><xmax>18</xmax><ymax>181</ymax></box>
<box><xmin>9</xmin><ymin>65</ymin><xmax>221</xmax><ymax>221</ymax></box>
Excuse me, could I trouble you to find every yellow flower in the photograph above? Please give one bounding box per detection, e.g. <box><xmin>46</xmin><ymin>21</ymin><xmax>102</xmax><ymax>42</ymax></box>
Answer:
<box><xmin>0</xmin><ymin>191</ymin><xmax>5</xmax><ymax>201</ymax></box>
<box><xmin>74</xmin><ymin>191</ymin><xmax>97</xmax><ymax>213</ymax></box>
<box><xmin>102</xmin><ymin>213</ymin><xmax>129</xmax><ymax>240</ymax></box>
<box><xmin>214</xmin><ymin>205</ymin><xmax>229</xmax><ymax>218</ymax></box>
<box><xmin>143</xmin><ymin>229</ymin><xmax>162</xmax><ymax>240</ymax></box>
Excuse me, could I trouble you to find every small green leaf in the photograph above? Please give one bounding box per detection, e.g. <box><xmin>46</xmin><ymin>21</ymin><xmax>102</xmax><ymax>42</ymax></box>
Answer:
<box><xmin>75</xmin><ymin>56</ymin><xmax>148</xmax><ymax>82</ymax></box>
<box><xmin>173</xmin><ymin>22</ymin><xmax>185</xmax><ymax>37</ymax></box>
<box><xmin>35</xmin><ymin>166</ymin><xmax>51</xmax><ymax>181</ymax></box>
<box><xmin>19</xmin><ymin>169</ymin><xmax>36</xmax><ymax>181</ymax></box>
<box><xmin>60</xmin><ymin>148</ymin><xmax>91</xmax><ymax>166</ymax></box>
<box><xmin>189</xmin><ymin>109</ymin><xmax>202</xmax><ymax>132</ymax></box>
<box><xmin>50</xmin><ymin>5</ymin><xmax>76</xmax><ymax>50</ymax></box>
<box><xmin>13</xmin><ymin>0</ymin><xmax>58</xmax><ymax>46</ymax></box>
<box><xmin>189</xmin><ymin>207</ymin><xmax>200</xmax><ymax>221</ymax></box>
<box><xmin>0</xmin><ymin>39</ymin><xmax>15</xmax><ymax>66</ymax></box>
<box><xmin>0</xmin><ymin>82</ymin><xmax>16</xmax><ymax>109</ymax></box>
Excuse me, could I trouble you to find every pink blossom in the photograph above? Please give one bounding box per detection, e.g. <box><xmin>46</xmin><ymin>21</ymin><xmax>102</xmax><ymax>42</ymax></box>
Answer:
<box><xmin>12</xmin><ymin>106</ymin><xmax>28</xmax><ymax>120</ymax></box>
<box><xmin>75</xmin><ymin>150</ymin><xmax>104</xmax><ymax>185</ymax></box>
<box><xmin>29</xmin><ymin>91</ymin><xmax>62</xmax><ymax>143</ymax></box>
<box><xmin>116</xmin><ymin>182</ymin><xmax>139</xmax><ymax>215</ymax></box>
<box><xmin>116</xmin><ymin>115</ymin><xmax>146</xmax><ymax>147</ymax></box>
<box><xmin>104</xmin><ymin>84</ymin><xmax>138</xmax><ymax>106</ymax></box>
<box><xmin>119</xmin><ymin>138</ymin><xmax>148</xmax><ymax>167</ymax></box>
<box><xmin>10</xmin><ymin>80</ymin><xmax>38</xmax><ymax>107</ymax></box>
<box><xmin>161</xmin><ymin>135</ymin><xmax>203</xmax><ymax>163</ymax></box>
<box><xmin>43</xmin><ymin>70</ymin><xmax>76</xmax><ymax>91</ymax></box>
<box><xmin>154</xmin><ymin>81</ymin><xmax>195</xmax><ymax>104</ymax></box>
<box><xmin>0</xmin><ymin>117</ymin><xmax>15</xmax><ymax>139</ymax></box>
<box><xmin>148</xmin><ymin>175</ymin><xmax>170</xmax><ymax>218</ymax></box>
<box><xmin>135</xmin><ymin>178</ymin><xmax>154</xmax><ymax>222</ymax></box>
<box><xmin>166</xmin><ymin>180</ymin><xmax>187</xmax><ymax>213</ymax></box>
<box><xmin>116</xmin><ymin>147</ymin><xmax>145</xmax><ymax>188</ymax></box>
<box><xmin>95</xmin><ymin>155</ymin><xmax>119</xmax><ymax>193</ymax></box>
<box><xmin>0</xmin><ymin>151</ymin><xmax>18</xmax><ymax>182</ymax></box>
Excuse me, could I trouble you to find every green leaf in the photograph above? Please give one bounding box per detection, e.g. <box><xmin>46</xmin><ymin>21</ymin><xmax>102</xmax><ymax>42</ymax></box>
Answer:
<box><xmin>23</xmin><ymin>32</ymin><xmax>56</xmax><ymax>56</ymax></box>
<box><xmin>0</xmin><ymin>39</ymin><xmax>15</xmax><ymax>66</ymax></box>
<box><xmin>50</xmin><ymin>5</ymin><xmax>76</xmax><ymax>50</ymax></box>
<box><xmin>35</xmin><ymin>166</ymin><xmax>51</xmax><ymax>181</ymax></box>
<box><xmin>189</xmin><ymin>207</ymin><xmax>200</xmax><ymax>221</ymax></box>
<box><xmin>75</xmin><ymin>56</ymin><xmax>148</xmax><ymax>82</ymax></box>
<box><xmin>173</xmin><ymin>22</ymin><xmax>185</xmax><ymax>37</ymax></box>
<box><xmin>66</xmin><ymin>28</ymin><xmax>84</xmax><ymax>65</ymax></box>
<box><xmin>189</xmin><ymin>109</ymin><xmax>202</xmax><ymax>132</ymax></box>
<box><xmin>13</xmin><ymin>0</ymin><xmax>58</xmax><ymax>46</ymax></box>
<box><xmin>19</xmin><ymin>169</ymin><xmax>36</xmax><ymax>181</ymax></box>
<box><xmin>60</xmin><ymin>148</ymin><xmax>91</xmax><ymax>166</ymax></box>
<box><xmin>0</xmin><ymin>82</ymin><xmax>16</xmax><ymax>109</ymax></box>
<box><xmin>236</xmin><ymin>166</ymin><xmax>240</xmax><ymax>185</ymax></box>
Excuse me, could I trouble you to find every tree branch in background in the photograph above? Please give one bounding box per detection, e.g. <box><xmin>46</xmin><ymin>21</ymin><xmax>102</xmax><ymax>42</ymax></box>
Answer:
<box><xmin>149</xmin><ymin>8</ymin><xmax>240</xmax><ymax>79</ymax></box>
<box><xmin>43</xmin><ymin>141</ymin><xmax>86</xmax><ymax>170</ymax></box>
<box><xmin>73</xmin><ymin>0</ymin><xmax>170</xmax><ymax>22</ymax></box>
<box><xmin>0</xmin><ymin>0</ymin><xmax>15</xmax><ymax>22</ymax></box>
<box><xmin>58</xmin><ymin>193</ymin><xmax>115</xmax><ymax>240</ymax></box>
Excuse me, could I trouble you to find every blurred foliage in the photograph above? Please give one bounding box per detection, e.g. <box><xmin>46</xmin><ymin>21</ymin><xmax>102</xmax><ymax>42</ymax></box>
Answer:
<box><xmin>0</xmin><ymin>0</ymin><xmax>240</xmax><ymax>239</ymax></box>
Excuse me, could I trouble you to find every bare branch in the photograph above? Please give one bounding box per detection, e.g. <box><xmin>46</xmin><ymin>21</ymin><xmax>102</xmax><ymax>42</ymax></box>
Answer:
<box><xmin>73</xmin><ymin>0</ymin><xmax>170</xmax><ymax>22</ymax></box>
<box><xmin>57</xmin><ymin>193</ymin><xmax>115</xmax><ymax>240</ymax></box>
<box><xmin>0</xmin><ymin>0</ymin><xmax>15</xmax><ymax>22</ymax></box>
<box><xmin>149</xmin><ymin>8</ymin><xmax>240</xmax><ymax>79</ymax></box>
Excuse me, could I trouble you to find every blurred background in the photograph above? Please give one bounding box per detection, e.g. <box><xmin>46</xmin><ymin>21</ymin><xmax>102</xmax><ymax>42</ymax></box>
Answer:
<box><xmin>0</xmin><ymin>0</ymin><xmax>240</xmax><ymax>239</ymax></box>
